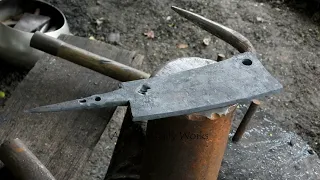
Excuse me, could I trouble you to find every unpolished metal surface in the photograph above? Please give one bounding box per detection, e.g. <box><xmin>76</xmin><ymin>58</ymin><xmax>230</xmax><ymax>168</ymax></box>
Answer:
<box><xmin>220</xmin><ymin>107</ymin><xmax>320</xmax><ymax>180</ymax></box>
<box><xmin>28</xmin><ymin>52</ymin><xmax>283</xmax><ymax>121</ymax></box>
<box><xmin>14</xmin><ymin>13</ymin><xmax>50</xmax><ymax>32</ymax></box>
<box><xmin>152</xmin><ymin>57</ymin><xmax>232</xmax><ymax>117</ymax></box>
<box><xmin>0</xmin><ymin>0</ymin><xmax>70</xmax><ymax>69</ymax></box>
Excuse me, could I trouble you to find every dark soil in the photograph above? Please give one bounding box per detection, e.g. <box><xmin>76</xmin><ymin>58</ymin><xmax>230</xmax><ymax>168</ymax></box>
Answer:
<box><xmin>1</xmin><ymin>0</ymin><xmax>320</xmax><ymax>163</ymax></box>
<box><xmin>0</xmin><ymin>61</ymin><xmax>27</xmax><ymax>106</ymax></box>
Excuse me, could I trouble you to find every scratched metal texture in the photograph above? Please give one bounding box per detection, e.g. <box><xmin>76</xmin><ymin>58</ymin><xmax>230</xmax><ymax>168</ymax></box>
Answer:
<box><xmin>29</xmin><ymin>52</ymin><xmax>283</xmax><ymax>121</ymax></box>
<box><xmin>124</xmin><ymin>52</ymin><xmax>283</xmax><ymax>121</ymax></box>
<box><xmin>220</xmin><ymin>107</ymin><xmax>320</xmax><ymax>180</ymax></box>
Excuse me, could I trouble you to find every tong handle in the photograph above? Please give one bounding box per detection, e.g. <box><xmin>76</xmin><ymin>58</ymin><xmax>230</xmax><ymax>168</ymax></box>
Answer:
<box><xmin>30</xmin><ymin>32</ymin><xmax>150</xmax><ymax>82</ymax></box>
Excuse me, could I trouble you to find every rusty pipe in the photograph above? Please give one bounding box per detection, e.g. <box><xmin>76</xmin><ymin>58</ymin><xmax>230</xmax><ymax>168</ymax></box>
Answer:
<box><xmin>171</xmin><ymin>6</ymin><xmax>256</xmax><ymax>53</ymax></box>
<box><xmin>141</xmin><ymin>57</ymin><xmax>236</xmax><ymax>180</ymax></box>
<box><xmin>0</xmin><ymin>138</ymin><xmax>55</xmax><ymax>180</ymax></box>
<box><xmin>141</xmin><ymin>107</ymin><xmax>236</xmax><ymax>180</ymax></box>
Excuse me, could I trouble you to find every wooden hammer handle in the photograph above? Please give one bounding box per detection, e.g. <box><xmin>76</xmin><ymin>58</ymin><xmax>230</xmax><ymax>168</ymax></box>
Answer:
<box><xmin>30</xmin><ymin>32</ymin><xmax>150</xmax><ymax>82</ymax></box>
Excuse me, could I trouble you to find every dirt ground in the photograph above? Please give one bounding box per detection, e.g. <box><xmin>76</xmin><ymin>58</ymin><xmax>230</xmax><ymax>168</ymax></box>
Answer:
<box><xmin>1</xmin><ymin>0</ymin><xmax>320</xmax><ymax>168</ymax></box>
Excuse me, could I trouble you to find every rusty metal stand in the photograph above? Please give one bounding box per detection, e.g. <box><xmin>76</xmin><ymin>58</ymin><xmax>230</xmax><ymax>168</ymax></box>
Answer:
<box><xmin>140</xmin><ymin>58</ymin><xmax>236</xmax><ymax>180</ymax></box>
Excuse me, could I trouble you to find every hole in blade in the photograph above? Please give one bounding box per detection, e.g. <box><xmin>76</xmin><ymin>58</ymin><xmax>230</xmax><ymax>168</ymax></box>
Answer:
<box><xmin>79</xmin><ymin>99</ymin><xmax>86</xmax><ymax>103</ymax></box>
<box><xmin>138</xmin><ymin>84</ymin><xmax>151</xmax><ymax>95</ymax></box>
<box><xmin>95</xmin><ymin>97</ymin><xmax>101</xmax><ymax>101</ymax></box>
<box><xmin>242</xmin><ymin>59</ymin><xmax>252</xmax><ymax>66</ymax></box>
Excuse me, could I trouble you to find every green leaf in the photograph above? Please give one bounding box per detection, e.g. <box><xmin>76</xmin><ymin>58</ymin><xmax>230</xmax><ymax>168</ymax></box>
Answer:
<box><xmin>0</xmin><ymin>91</ymin><xmax>5</xmax><ymax>98</ymax></box>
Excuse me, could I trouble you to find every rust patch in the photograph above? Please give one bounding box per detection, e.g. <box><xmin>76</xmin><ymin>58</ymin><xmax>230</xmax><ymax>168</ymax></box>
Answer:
<box><xmin>14</xmin><ymin>147</ymin><xmax>25</xmax><ymax>153</ymax></box>
<box><xmin>142</xmin><ymin>105</ymin><xmax>237</xmax><ymax>180</ymax></box>
<box><xmin>187</xmin><ymin>104</ymin><xmax>237</xmax><ymax>121</ymax></box>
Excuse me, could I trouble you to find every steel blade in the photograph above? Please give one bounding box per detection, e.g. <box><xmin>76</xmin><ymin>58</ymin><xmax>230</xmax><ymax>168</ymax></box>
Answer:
<box><xmin>120</xmin><ymin>52</ymin><xmax>282</xmax><ymax>121</ymax></box>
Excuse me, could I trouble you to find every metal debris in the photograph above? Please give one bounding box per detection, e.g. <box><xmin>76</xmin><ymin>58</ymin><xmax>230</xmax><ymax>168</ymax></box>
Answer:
<box><xmin>203</xmin><ymin>37</ymin><xmax>211</xmax><ymax>46</ymax></box>
<box><xmin>47</xmin><ymin>26</ymin><xmax>57</xmax><ymax>32</ymax></box>
<box><xmin>14</xmin><ymin>13</ymin><xmax>50</xmax><ymax>32</ymax></box>
<box><xmin>39</xmin><ymin>22</ymin><xmax>50</xmax><ymax>33</ymax></box>
<box><xmin>0</xmin><ymin>0</ymin><xmax>23</xmax><ymax>22</ymax></box>
<box><xmin>2</xmin><ymin>19</ymin><xmax>17</xmax><ymax>26</ymax></box>
<box><xmin>256</xmin><ymin>16</ymin><xmax>264</xmax><ymax>22</ymax></box>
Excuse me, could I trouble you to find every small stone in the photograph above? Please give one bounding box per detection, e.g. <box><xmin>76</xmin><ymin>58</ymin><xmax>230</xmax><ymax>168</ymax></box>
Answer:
<box><xmin>89</xmin><ymin>36</ymin><xmax>96</xmax><ymax>40</ymax></box>
<box><xmin>166</xmin><ymin>16</ymin><xmax>172</xmax><ymax>21</ymax></box>
<box><xmin>95</xmin><ymin>17</ymin><xmax>104</xmax><ymax>26</ymax></box>
<box><xmin>108</xmin><ymin>32</ymin><xmax>120</xmax><ymax>44</ymax></box>
<box><xmin>177</xmin><ymin>43</ymin><xmax>188</xmax><ymax>49</ymax></box>
<box><xmin>203</xmin><ymin>37</ymin><xmax>211</xmax><ymax>46</ymax></box>
<box><xmin>256</xmin><ymin>17</ymin><xmax>263</xmax><ymax>22</ymax></box>
<box><xmin>144</xmin><ymin>30</ymin><xmax>155</xmax><ymax>39</ymax></box>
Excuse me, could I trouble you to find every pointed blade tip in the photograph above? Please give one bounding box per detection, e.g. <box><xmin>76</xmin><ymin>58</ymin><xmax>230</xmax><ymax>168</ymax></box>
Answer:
<box><xmin>24</xmin><ymin>106</ymin><xmax>56</xmax><ymax>113</ymax></box>
<box><xmin>24</xmin><ymin>108</ymin><xmax>41</xmax><ymax>113</ymax></box>
<box><xmin>171</xmin><ymin>6</ymin><xmax>183</xmax><ymax>12</ymax></box>
<box><xmin>171</xmin><ymin>6</ymin><xmax>197</xmax><ymax>20</ymax></box>
<box><xmin>24</xmin><ymin>109</ymin><xmax>31</xmax><ymax>113</ymax></box>
<box><xmin>171</xmin><ymin>6</ymin><xmax>178</xmax><ymax>10</ymax></box>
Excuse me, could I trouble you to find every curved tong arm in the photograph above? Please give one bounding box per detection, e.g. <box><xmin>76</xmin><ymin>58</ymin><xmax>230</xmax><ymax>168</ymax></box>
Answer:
<box><xmin>171</xmin><ymin>6</ymin><xmax>256</xmax><ymax>53</ymax></box>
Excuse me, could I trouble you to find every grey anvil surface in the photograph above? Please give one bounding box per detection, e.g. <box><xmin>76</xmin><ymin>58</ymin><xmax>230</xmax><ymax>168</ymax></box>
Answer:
<box><xmin>28</xmin><ymin>52</ymin><xmax>283</xmax><ymax>121</ymax></box>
